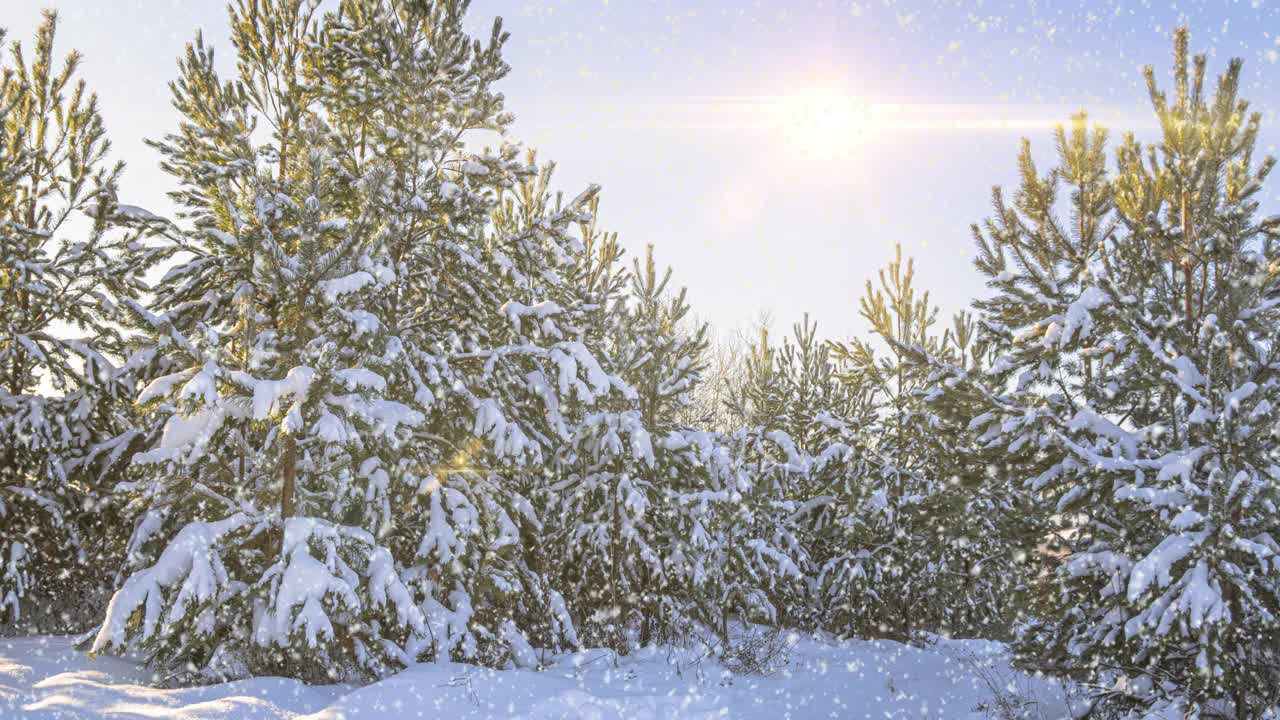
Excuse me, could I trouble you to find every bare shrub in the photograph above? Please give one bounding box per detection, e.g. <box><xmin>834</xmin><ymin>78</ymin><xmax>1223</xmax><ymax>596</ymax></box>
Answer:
<box><xmin>720</xmin><ymin>625</ymin><xmax>791</xmax><ymax>676</ymax></box>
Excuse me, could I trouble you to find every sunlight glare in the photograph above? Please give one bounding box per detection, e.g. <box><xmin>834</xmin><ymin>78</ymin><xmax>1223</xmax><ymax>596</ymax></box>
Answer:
<box><xmin>773</xmin><ymin>88</ymin><xmax>873</xmax><ymax>159</ymax></box>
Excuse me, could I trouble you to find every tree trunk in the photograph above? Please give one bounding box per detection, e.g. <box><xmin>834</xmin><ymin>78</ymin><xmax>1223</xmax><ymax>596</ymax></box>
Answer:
<box><xmin>1181</xmin><ymin>191</ymin><xmax>1195</xmax><ymax>334</ymax></box>
<box><xmin>6</xmin><ymin>291</ymin><xmax>28</xmax><ymax>487</ymax></box>
<box><xmin>610</xmin><ymin>483</ymin><xmax>624</xmax><ymax>650</ymax></box>
<box><xmin>280</xmin><ymin>434</ymin><xmax>297</xmax><ymax>523</ymax></box>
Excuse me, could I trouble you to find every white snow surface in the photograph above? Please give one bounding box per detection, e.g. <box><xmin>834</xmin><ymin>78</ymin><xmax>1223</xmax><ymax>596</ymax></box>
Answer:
<box><xmin>1</xmin><ymin>633</ymin><xmax>1080</xmax><ymax>719</ymax></box>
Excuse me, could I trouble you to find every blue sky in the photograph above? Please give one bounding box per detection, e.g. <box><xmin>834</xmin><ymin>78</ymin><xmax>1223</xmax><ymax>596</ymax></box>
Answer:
<box><xmin>9</xmin><ymin>0</ymin><xmax>1280</xmax><ymax>340</ymax></box>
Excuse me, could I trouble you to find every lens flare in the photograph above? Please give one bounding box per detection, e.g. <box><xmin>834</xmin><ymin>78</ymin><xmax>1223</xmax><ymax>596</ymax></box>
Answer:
<box><xmin>772</xmin><ymin>88</ymin><xmax>872</xmax><ymax>158</ymax></box>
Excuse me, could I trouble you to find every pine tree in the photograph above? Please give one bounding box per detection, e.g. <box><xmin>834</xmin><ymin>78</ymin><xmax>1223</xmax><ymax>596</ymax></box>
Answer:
<box><xmin>551</xmin><ymin>242</ymin><xmax>714</xmax><ymax>650</ymax></box>
<box><xmin>813</xmin><ymin>244</ymin><xmax>944</xmax><ymax>639</ymax></box>
<box><xmin>773</xmin><ymin>315</ymin><xmax>852</xmax><ymax>456</ymax></box>
<box><xmin>912</xmin><ymin>310</ymin><xmax>1031</xmax><ymax>638</ymax></box>
<box><xmin>0</xmin><ymin>12</ymin><xmax>144</xmax><ymax>631</ymax></box>
<box><xmin>95</xmin><ymin>8</ymin><xmax>427</xmax><ymax>672</ymax></box>
<box><xmin>627</xmin><ymin>250</ymin><xmax>807</xmax><ymax>648</ymax></box>
<box><xmin>92</xmin><ymin>0</ymin><xmax>606</xmax><ymax>679</ymax></box>
<box><xmin>417</xmin><ymin>160</ymin><xmax>615</xmax><ymax>664</ymax></box>
<box><xmin>813</xmin><ymin>244</ymin><xmax>1017</xmax><ymax>640</ymax></box>
<box><xmin>540</xmin><ymin>193</ymin><xmax>631</xmax><ymax>650</ymax></box>
<box><xmin>838</xmin><ymin>244</ymin><xmax>940</xmax><ymax>502</ymax></box>
<box><xmin>727</xmin><ymin>325</ymin><xmax>784</xmax><ymax>431</ymax></box>
<box><xmin>952</xmin><ymin>29</ymin><xmax>1280</xmax><ymax>716</ymax></box>
<box><xmin>716</xmin><ymin>323</ymin><xmax>819</xmax><ymax>634</ymax></box>
<box><xmin>916</xmin><ymin>111</ymin><xmax>1121</xmax><ymax>650</ymax></box>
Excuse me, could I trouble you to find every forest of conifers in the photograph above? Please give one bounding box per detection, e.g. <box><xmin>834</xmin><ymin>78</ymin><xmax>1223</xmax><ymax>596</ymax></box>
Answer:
<box><xmin>4</xmin><ymin>2</ymin><xmax>1280</xmax><ymax>717</ymax></box>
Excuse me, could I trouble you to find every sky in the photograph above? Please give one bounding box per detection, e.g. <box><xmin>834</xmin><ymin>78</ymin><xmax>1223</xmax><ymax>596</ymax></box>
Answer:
<box><xmin>8</xmin><ymin>0</ymin><xmax>1280</xmax><ymax>342</ymax></box>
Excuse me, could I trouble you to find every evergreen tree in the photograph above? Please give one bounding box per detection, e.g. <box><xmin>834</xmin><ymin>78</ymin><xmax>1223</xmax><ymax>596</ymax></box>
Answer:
<box><xmin>691</xmin><ymin>423</ymin><xmax>807</xmax><ymax>646</ymax></box>
<box><xmin>551</xmin><ymin>242</ymin><xmax>712</xmax><ymax>649</ymax></box>
<box><xmin>814</xmin><ymin>244</ymin><xmax>945</xmax><ymax>640</ymax></box>
<box><xmin>774</xmin><ymin>314</ymin><xmax>852</xmax><ymax>456</ymax></box>
<box><xmin>913</xmin><ymin>310</ymin><xmax>1031</xmax><ymax>638</ymax></box>
<box><xmin>950</xmin><ymin>29</ymin><xmax>1280</xmax><ymax>716</ymax></box>
<box><xmin>541</xmin><ymin>194</ymin><xmax>631</xmax><ymax>650</ymax></box>
<box><xmin>635</xmin><ymin>256</ymin><xmax>806</xmax><ymax>648</ymax></box>
<box><xmin>814</xmin><ymin>245</ymin><xmax>1017</xmax><ymax>640</ymax></box>
<box><xmin>727</xmin><ymin>325</ymin><xmax>784</xmax><ymax>431</ymax></box>
<box><xmin>0</xmin><ymin>12</ymin><xmax>144</xmax><ymax>631</ymax></box>
<box><xmin>837</xmin><ymin>244</ymin><xmax>939</xmax><ymax>502</ymax></box>
<box><xmin>717</xmin><ymin>323</ymin><xmax>820</xmax><ymax>633</ymax></box>
<box><xmin>920</xmin><ymin>112</ymin><xmax>1121</xmax><ymax>647</ymax></box>
<box><xmin>93</xmin><ymin>0</ymin><xmax>605</xmax><ymax>679</ymax></box>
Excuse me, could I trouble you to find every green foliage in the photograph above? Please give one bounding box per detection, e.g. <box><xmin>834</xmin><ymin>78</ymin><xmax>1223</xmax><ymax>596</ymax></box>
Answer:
<box><xmin>942</xmin><ymin>27</ymin><xmax>1280</xmax><ymax>717</ymax></box>
<box><xmin>0</xmin><ymin>10</ymin><xmax>142</xmax><ymax>632</ymax></box>
<box><xmin>94</xmin><ymin>0</ymin><xmax>599</xmax><ymax>680</ymax></box>
<box><xmin>13</xmin><ymin>9</ymin><xmax>1280</xmax><ymax>715</ymax></box>
<box><xmin>801</xmin><ymin>245</ymin><xmax>1022</xmax><ymax>641</ymax></box>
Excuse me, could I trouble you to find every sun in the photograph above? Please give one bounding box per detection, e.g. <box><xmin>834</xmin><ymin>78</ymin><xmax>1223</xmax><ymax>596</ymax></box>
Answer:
<box><xmin>773</xmin><ymin>88</ymin><xmax>873</xmax><ymax>159</ymax></box>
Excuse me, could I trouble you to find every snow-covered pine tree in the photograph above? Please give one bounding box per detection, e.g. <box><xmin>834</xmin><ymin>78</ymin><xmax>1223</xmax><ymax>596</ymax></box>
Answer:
<box><xmin>551</xmin><ymin>241</ymin><xmax>715</xmax><ymax>650</ymax></box>
<box><xmin>94</xmin><ymin>1</ymin><xmax>426</xmax><ymax>676</ymax></box>
<box><xmin>836</xmin><ymin>244</ymin><xmax>940</xmax><ymax>501</ymax></box>
<box><xmin>540</xmin><ymin>199</ymin><xmax>634</xmax><ymax>651</ymax></box>
<box><xmin>304</xmin><ymin>1</ymin><xmax>557</xmax><ymax>668</ymax></box>
<box><xmin>910</xmin><ymin>310</ymin><xmax>1031</xmax><ymax>638</ymax></box>
<box><xmin>727</xmin><ymin>326</ymin><xmax>784</xmax><ymax>431</ymax></box>
<box><xmin>93</xmin><ymin>0</ymin><xmax>609</xmax><ymax>679</ymax></box>
<box><xmin>400</xmin><ymin>157</ymin><xmax>610</xmax><ymax>666</ymax></box>
<box><xmin>811</xmin><ymin>245</ymin><xmax>939</xmax><ymax>640</ymax></box>
<box><xmin>604</xmin><ymin>253</ymin><xmax>809</xmax><ymax>651</ymax></box>
<box><xmin>725</xmin><ymin>316</ymin><xmax>857</xmax><ymax>630</ymax></box>
<box><xmin>709</xmin><ymin>323</ymin><xmax>816</xmax><ymax>635</ymax></box>
<box><xmin>803</xmin><ymin>244</ymin><xmax>926</xmax><ymax>632</ymax></box>
<box><xmin>627</xmin><ymin>246</ymin><xmax>708</xmax><ymax>442</ymax></box>
<box><xmin>0</xmin><ymin>12</ymin><xmax>145</xmax><ymax>631</ymax></box>
<box><xmin>723</xmin><ymin>323</ymin><xmax>813</xmax><ymax>480</ymax></box>
<box><xmin>953</xmin><ymin>29</ymin><xmax>1280</xmax><ymax>716</ymax></box>
<box><xmin>817</xmin><ymin>244</ymin><xmax>1006</xmax><ymax>640</ymax></box>
<box><xmin>688</xmin><ymin>427</ymin><xmax>808</xmax><ymax>647</ymax></box>
<box><xmin>773</xmin><ymin>314</ymin><xmax>854</xmax><ymax>456</ymax></box>
<box><xmin>919</xmin><ymin>111</ymin><xmax>1120</xmax><ymax>651</ymax></box>
<box><xmin>561</xmin><ymin>194</ymin><xmax>629</xmax><ymax>359</ymax></box>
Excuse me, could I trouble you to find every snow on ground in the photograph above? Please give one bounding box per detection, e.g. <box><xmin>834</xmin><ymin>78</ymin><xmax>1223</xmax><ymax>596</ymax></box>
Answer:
<box><xmin>1</xmin><ymin>633</ymin><xmax>1076</xmax><ymax>719</ymax></box>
